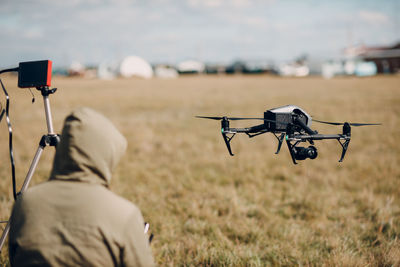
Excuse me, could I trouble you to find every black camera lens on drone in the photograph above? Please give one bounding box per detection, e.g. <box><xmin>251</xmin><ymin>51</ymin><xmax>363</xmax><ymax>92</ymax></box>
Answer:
<box><xmin>294</xmin><ymin>146</ymin><xmax>318</xmax><ymax>160</ymax></box>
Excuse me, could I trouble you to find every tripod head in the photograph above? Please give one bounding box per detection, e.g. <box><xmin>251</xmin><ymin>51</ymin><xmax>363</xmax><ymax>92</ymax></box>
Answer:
<box><xmin>37</xmin><ymin>86</ymin><xmax>57</xmax><ymax>96</ymax></box>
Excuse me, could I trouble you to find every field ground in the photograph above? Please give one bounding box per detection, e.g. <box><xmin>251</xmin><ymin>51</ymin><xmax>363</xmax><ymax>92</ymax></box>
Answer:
<box><xmin>0</xmin><ymin>75</ymin><xmax>399</xmax><ymax>266</ymax></box>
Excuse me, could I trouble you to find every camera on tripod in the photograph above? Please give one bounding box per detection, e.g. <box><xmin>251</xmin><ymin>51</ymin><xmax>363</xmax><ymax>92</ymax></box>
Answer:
<box><xmin>18</xmin><ymin>60</ymin><xmax>52</xmax><ymax>88</ymax></box>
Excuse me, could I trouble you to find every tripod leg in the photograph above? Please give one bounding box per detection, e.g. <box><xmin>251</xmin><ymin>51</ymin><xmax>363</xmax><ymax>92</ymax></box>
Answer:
<box><xmin>0</xmin><ymin>145</ymin><xmax>44</xmax><ymax>251</ymax></box>
<box><xmin>43</xmin><ymin>95</ymin><xmax>55</xmax><ymax>135</ymax></box>
<box><xmin>20</xmin><ymin>146</ymin><xmax>44</xmax><ymax>193</ymax></box>
<box><xmin>0</xmin><ymin>221</ymin><xmax>10</xmax><ymax>250</ymax></box>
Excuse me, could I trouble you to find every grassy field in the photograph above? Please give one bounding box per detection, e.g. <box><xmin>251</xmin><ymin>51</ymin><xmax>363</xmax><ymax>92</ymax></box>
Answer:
<box><xmin>0</xmin><ymin>74</ymin><xmax>399</xmax><ymax>266</ymax></box>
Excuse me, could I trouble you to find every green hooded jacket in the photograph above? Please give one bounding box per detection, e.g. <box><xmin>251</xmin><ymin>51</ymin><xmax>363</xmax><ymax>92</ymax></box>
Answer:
<box><xmin>9</xmin><ymin>107</ymin><xmax>155</xmax><ymax>267</ymax></box>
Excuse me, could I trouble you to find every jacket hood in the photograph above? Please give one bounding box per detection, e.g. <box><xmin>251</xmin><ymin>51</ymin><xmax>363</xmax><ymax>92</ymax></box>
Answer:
<box><xmin>49</xmin><ymin>107</ymin><xmax>127</xmax><ymax>186</ymax></box>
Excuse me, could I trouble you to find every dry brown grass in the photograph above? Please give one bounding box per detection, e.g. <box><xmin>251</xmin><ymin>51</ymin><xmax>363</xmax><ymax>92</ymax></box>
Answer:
<box><xmin>1</xmin><ymin>74</ymin><xmax>399</xmax><ymax>266</ymax></box>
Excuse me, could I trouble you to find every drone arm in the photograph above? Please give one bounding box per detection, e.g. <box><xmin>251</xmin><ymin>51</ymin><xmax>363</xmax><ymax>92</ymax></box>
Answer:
<box><xmin>247</xmin><ymin>124</ymin><xmax>269</xmax><ymax>138</ymax></box>
<box><xmin>288</xmin><ymin>134</ymin><xmax>347</xmax><ymax>140</ymax></box>
<box><xmin>294</xmin><ymin>117</ymin><xmax>317</xmax><ymax>135</ymax></box>
<box><xmin>245</xmin><ymin>131</ymin><xmax>269</xmax><ymax>138</ymax></box>
<box><xmin>229</xmin><ymin>123</ymin><xmax>268</xmax><ymax>134</ymax></box>
<box><xmin>248</xmin><ymin>123</ymin><xmax>268</xmax><ymax>133</ymax></box>
<box><xmin>221</xmin><ymin>123</ymin><xmax>267</xmax><ymax>156</ymax></box>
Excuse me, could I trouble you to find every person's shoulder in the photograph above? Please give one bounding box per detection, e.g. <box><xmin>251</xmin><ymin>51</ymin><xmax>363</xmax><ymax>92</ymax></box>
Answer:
<box><xmin>93</xmin><ymin>185</ymin><xmax>141</xmax><ymax>215</ymax></box>
<box><xmin>106</xmin><ymin>189</ymin><xmax>140</xmax><ymax>211</ymax></box>
<box><xmin>93</xmin><ymin>187</ymin><xmax>144</xmax><ymax>233</ymax></box>
<box><xmin>15</xmin><ymin>181</ymin><xmax>52</xmax><ymax>202</ymax></box>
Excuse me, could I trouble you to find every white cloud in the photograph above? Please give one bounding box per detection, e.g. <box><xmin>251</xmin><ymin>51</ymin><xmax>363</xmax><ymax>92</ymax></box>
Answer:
<box><xmin>147</xmin><ymin>12</ymin><xmax>163</xmax><ymax>21</ymax></box>
<box><xmin>244</xmin><ymin>17</ymin><xmax>268</xmax><ymax>28</ymax></box>
<box><xmin>188</xmin><ymin>0</ymin><xmax>256</xmax><ymax>8</ymax></box>
<box><xmin>358</xmin><ymin>10</ymin><xmax>390</xmax><ymax>25</ymax></box>
<box><xmin>188</xmin><ymin>0</ymin><xmax>222</xmax><ymax>8</ymax></box>
<box><xmin>23</xmin><ymin>27</ymin><xmax>44</xmax><ymax>39</ymax></box>
<box><xmin>231</xmin><ymin>0</ymin><xmax>252</xmax><ymax>8</ymax></box>
<box><xmin>187</xmin><ymin>0</ymin><xmax>276</xmax><ymax>9</ymax></box>
<box><xmin>142</xmin><ymin>32</ymin><xmax>181</xmax><ymax>43</ymax></box>
<box><xmin>218</xmin><ymin>12</ymin><xmax>270</xmax><ymax>30</ymax></box>
<box><xmin>236</xmin><ymin>35</ymin><xmax>256</xmax><ymax>45</ymax></box>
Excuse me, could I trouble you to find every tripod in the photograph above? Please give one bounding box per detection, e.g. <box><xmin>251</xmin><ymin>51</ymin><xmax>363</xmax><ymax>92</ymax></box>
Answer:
<box><xmin>0</xmin><ymin>86</ymin><xmax>59</xmax><ymax>251</ymax></box>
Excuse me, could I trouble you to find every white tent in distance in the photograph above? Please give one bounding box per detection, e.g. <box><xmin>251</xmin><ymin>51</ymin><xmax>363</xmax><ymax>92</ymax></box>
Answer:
<box><xmin>119</xmin><ymin>56</ymin><xmax>154</xmax><ymax>79</ymax></box>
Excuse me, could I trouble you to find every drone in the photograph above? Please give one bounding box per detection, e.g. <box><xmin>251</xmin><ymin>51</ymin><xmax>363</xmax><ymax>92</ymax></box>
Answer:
<box><xmin>196</xmin><ymin>105</ymin><xmax>381</xmax><ymax>164</ymax></box>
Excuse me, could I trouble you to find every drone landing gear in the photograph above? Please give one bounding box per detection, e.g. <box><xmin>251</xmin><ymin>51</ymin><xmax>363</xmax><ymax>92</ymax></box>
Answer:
<box><xmin>338</xmin><ymin>122</ymin><xmax>351</xmax><ymax>162</ymax></box>
<box><xmin>337</xmin><ymin>139</ymin><xmax>350</xmax><ymax>162</ymax></box>
<box><xmin>222</xmin><ymin>121</ymin><xmax>270</xmax><ymax>156</ymax></box>
<box><xmin>221</xmin><ymin>117</ymin><xmax>235</xmax><ymax>156</ymax></box>
<box><xmin>222</xmin><ymin>132</ymin><xmax>235</xmax><ymax>156</ymax></box>
<box><xmin>273</xmin><ymin>133</ymin><xmax>285</xmax><ymax>154</ymax></box>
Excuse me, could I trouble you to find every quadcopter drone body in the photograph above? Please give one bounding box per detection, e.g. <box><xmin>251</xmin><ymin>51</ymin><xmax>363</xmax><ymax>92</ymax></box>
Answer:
<box><xmin>197</xmin><ymin>105</ymin><xmax>380</xmax><ymax>164</ymax></box>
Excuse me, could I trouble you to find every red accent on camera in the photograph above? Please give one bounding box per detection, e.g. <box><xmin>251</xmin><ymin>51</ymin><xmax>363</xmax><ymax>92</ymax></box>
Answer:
<box><xmin>46</xmin><ymin>60</ymin><xmax>52</xmax><ymax>87</ymax></box>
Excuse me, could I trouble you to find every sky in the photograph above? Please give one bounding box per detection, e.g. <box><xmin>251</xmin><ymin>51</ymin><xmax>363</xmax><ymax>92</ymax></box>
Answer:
<box><xmin>0</xmin><ymin>0</ymin><xmax>399</xmax><ymax>68</ymax></box>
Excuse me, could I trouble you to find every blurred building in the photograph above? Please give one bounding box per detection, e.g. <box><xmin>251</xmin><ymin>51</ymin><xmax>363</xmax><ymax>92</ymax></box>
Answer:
<box><xmin>278</xmin><ymin>63</ymin><xmax>309</xmax><ymax>77</ymax></box>
<box><xmin>322</xmin><ymin>60</ymin><xmax>378</xmax><ymax>78</ymax></box>
<box><xmin>225</xmin><ymin>60</ymin><xmax>273</xmax><ymax>74</ymax></box>
<box><xmin>204</xmin><ymin>64</ymin><xmax>226</xmax><ymax>74</ymax></box>
<box><xmin>344</xmin><ymin>42</ymin><xmax>400</xmax><ymax>74</ymax></box>
<box><xmin>154</xmin><ymin>65</ymin><xmax>178</xmax><ymax>78</ymax></box>
<box><xmin>68</xmin><ymin>62</ymin><xmax>85</xmax><ymax>76</ymax></box>
<box><xmin>177</xmin><ymin>60</ymin><xmax>205</xmax><ymax>74</ymax></box>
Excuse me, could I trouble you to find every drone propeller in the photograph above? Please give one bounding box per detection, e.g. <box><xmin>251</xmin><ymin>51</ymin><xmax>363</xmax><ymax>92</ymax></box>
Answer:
<box><xmin>196</xmin><ymin>116</ymin><xmax>266</xmax><ymax>121</ymax></box>
<box><xmin>195</xmin><ymin>116</ymin><xmax>281</xmax><ymax>124</ymax></box>
<box><xmin>313</xmin><ymin>119</ymin><xmax>381</xmax><ymax>127</ymax></box>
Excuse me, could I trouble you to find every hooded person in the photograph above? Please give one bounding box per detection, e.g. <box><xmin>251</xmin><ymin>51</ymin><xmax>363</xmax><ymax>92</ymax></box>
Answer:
<box><xmin>8</xmin><ymin>107</ymin><xmax>155</xmax><ymax>267</ymax></box>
